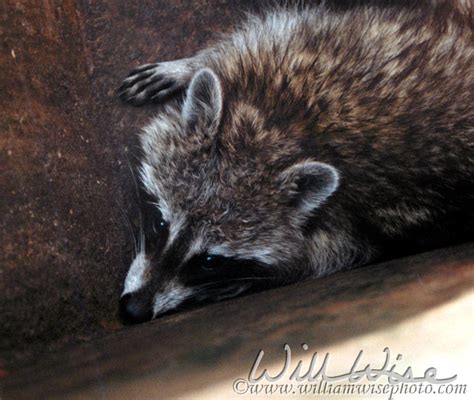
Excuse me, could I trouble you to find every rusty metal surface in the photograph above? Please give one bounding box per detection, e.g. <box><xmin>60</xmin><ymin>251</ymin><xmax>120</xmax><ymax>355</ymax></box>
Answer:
<box><xmin>1</xmin><ymin>243</ymin><xmax>473</xmax><ymax>399</ymax></box>
<box><xmin>0</xmin><ymin>0</ymin><xmax>265</xmax><ymax>369</ymax></box>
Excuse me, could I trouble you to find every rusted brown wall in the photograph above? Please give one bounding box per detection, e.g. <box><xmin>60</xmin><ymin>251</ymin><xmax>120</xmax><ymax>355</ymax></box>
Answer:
<box><xmin>0</xmin><ymin>0</ymin><xmax>267</xmax><ymax>368</ymax></box>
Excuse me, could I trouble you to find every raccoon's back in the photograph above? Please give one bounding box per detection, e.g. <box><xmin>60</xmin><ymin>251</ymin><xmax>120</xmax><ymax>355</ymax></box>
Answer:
<box><xmin>209</xmin><ymin>2</ymin><xmax>473</xmax><ymax>244</ymax></box>
<box><xmin>212</xmin><ymin>3</ymin><xmax>473</xmax><ymax>179</ymax></box>
<box><xmin>212</xmin><ymin>2</ymin><xmax>473</xmax><ymax>136</ymax></box>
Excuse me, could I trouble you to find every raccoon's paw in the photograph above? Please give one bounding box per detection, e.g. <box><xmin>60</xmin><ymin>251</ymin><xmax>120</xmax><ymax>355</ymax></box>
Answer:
<box><xmin>118</xmin><ymin>61</ymin><xmax>190</xmax><ymax>106</ymax></box>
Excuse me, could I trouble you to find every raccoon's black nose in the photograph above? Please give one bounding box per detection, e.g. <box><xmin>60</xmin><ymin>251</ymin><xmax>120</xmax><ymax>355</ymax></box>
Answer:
<box><xmin>120</xmin><ymin>293</ymin><xmax>153</xmax><ymax>325</ymax></box>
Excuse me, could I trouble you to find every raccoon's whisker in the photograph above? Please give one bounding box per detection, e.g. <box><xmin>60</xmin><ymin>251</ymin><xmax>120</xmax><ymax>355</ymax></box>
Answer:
<box><xmin>188</xmin><ymin>288</ymin><xmax>214</xmax><ymax>297</ymax></box>
<box><xmin>126</xmin><ymin>158</ymin><xmax>141</xmax><ymax>201</ymax></box>
<box><xmin>190</xmin><ymin>282</ymin><xmax>223</xmax><ymax>291</ymax></box>
<box><xmin>124</xmin><ymin>156</ymin><xmax>144</xmax><ymax>258</ymax></box>
<box><xmin>125</xmin><ymin>157</ymin><xmax>146</xmax><ymax>255</ymax></box>
<box><xmin>140</xmin><ymin>224</ymin><xmax>145</xmax><ymax>254</ymax></box>
<box><xmin>226</xmin><ymin>276</ymin><xmax>285</xmax><ymax>283</ymax></box>
<box><xmin>137</xmin><ymin>212</ymin><xmax>143</xmax><ymax>253</ymax></box>
<box><xmin>217</xmin><ymin>285</ymin><xmax>251</xmax><ymax>300</ymax></box>
<box><xmin>187</xmin><ymin>284</ymin><xmax>237</xmax><ymax>297</ymax></box>
<box><xmin>119</xmin><ymin>208</ymin><xmax>138</xmax><ymax>258</ymax></box>
<box><xmin>136</xmin><ymin>201</ymin><xmax>145</xmax><ymax>254</ymax></box>
<box><xmin>191</xmin><ymin>276</ymin><xmax>284</xmax><ymax>292</ymax></box>
<box><xmin>128</xmin><ymin>219</ymin><xmax>138</xmax><ymax>258</ymax></box>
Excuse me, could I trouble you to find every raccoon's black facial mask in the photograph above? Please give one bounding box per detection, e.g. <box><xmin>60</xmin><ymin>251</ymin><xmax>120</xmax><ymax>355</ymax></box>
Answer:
<box><xmin>179</xmin><ymin>253</ymin><xmax>280</xmax><ymax>298</ymax></box>
<box><xmin>120</xmin><ymin>248</ymin><xmax>280</xmax><ymax>324</ymax></box>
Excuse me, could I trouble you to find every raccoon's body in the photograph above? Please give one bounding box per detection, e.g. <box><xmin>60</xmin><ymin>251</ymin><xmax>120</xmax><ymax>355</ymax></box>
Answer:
<box><xmin>118</xmin><ymin>1</ymin><xmax>473</xmax><ymax>324</ymax></box>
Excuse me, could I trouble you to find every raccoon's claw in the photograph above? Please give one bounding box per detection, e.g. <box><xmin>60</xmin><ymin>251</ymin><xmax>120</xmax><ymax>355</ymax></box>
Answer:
<box><xmin>126</xmin><ymin>63</ymin><xmax>158</xmax><ymax>77</ymax></box>
<box><xmin>150</xmin><ymin>83</ymin><xmax>185</xmax><ymax>103</ymax></box>
<box><xmin>118</xmin><ymin>69</ymin><xmax>155</xmax><ymax>93</ymax></box>
<box><xmin>119</xmin><ymin>61</ymin><xmax>191</xmax><ymax>106</ymax></box>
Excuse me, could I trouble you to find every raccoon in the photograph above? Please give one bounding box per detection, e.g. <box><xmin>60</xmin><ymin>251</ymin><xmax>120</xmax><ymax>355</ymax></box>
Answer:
<box><xmin>118</xmin><ymin>1</ymin><xmax>473</xmax><ymax>324</ymax></box>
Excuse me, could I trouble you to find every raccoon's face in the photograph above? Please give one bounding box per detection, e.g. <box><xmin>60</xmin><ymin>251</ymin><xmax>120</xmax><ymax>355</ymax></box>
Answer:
<box><xmin>120</xmin><ymin>69</ymin><xmax>339</xmax><ymax>324</ymax></box>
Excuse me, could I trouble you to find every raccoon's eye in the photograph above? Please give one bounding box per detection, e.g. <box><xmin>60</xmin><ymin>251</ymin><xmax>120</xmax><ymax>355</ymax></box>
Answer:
<box><xmin>146</xmin><ymin>204</ymin><xmax>167</xmax><ymax>235</ymax></box>
<box><xmin>152</xmin><ymin>216</ymin><xmax>167</xmax><ymax>234</ymax></box>
<box><xmin>202</xmin><ymin>254</ymin><xmax>224</xmax><ymax>271</ymax></box>
<box><xmin>144</xmin><ymin>212</ymin><xmax>168</xmax><ymax>251</ymax></box>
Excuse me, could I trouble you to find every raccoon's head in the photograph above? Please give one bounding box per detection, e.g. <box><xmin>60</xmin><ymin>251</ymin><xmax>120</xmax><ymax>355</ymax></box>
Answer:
<box><xmin>120</xmin><ymin>69</ymin><xmax>339</xmax><ymax>324</ymax></box>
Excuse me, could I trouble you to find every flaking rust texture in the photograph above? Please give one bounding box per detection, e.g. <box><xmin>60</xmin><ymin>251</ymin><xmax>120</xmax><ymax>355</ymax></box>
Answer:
<box><xmin>0</xmin><ymin>0</ymin><xmax>264</xmax><ymax>369</ymax></box>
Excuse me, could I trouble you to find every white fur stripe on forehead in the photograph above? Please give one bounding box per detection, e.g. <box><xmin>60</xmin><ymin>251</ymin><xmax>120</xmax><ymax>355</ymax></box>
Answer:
<box><xmin>122</xmin><ymin>252</ymin><xmax>151</xmax><ymax>295</ymax></box>
<box><xmin>139</xmin><ymin>161</ymin><xmax>186</xmax><ymax>244</ymax></box>
<box><xmin>139</xmin><ymin>162</ymin><xmax>171</xmax><ymax>220</ymax></box>
<box><xmin>153</xmin><ymin>281</ymin><xmax>193</xmax><ymax>317</ymax></box>
<box><xmin>183</xmin><ymin>235</ymin><xmax>206</xmax><ymax>262</ymax></box>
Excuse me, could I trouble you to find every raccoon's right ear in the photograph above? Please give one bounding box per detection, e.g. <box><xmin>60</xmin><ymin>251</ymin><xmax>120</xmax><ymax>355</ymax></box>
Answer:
<box><xmin>278</xmin><ymin>161</ymin><xmax>339</xmax><ymax>218</ymax></box>
<box><xmin>182</xmin><ymin>68</ymin><xmax>223</xmax><ymax>132</ymax></box>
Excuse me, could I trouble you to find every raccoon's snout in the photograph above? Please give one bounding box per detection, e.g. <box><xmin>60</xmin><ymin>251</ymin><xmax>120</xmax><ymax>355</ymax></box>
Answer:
<box><xmin>119</xmin><ymin>293</ymin><xmax>153</xmax><ymax>325</ymax></box>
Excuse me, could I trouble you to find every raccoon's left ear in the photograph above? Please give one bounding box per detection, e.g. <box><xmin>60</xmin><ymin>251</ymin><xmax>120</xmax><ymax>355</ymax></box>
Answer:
<box><xmin>182</xmin><ymin>68</ymin><xmax>223</xmax><ymax>132</ymax></box>
<box><xmin>278</xmin><ymin>161</ymin><xmax>339</xmax><ymax>217</ymax></box>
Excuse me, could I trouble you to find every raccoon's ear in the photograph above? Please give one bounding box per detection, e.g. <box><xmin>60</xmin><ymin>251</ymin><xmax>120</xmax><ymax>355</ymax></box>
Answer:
<box><xmin>278</xmin><ymin>161</ymin><xmax>339</xmax><ymax>217</ymax></box>
<box><xmin>182</xmin><ymin>68</ymin><xmax>223</xmax><ymax>132</ymax></box>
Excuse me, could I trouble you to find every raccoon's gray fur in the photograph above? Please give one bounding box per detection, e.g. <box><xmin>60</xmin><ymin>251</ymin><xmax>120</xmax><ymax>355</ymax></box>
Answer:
<box><xmin>118</xmin><ymin>1</ymin><xmax>473</xmax><ymax>324</ymax></box>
